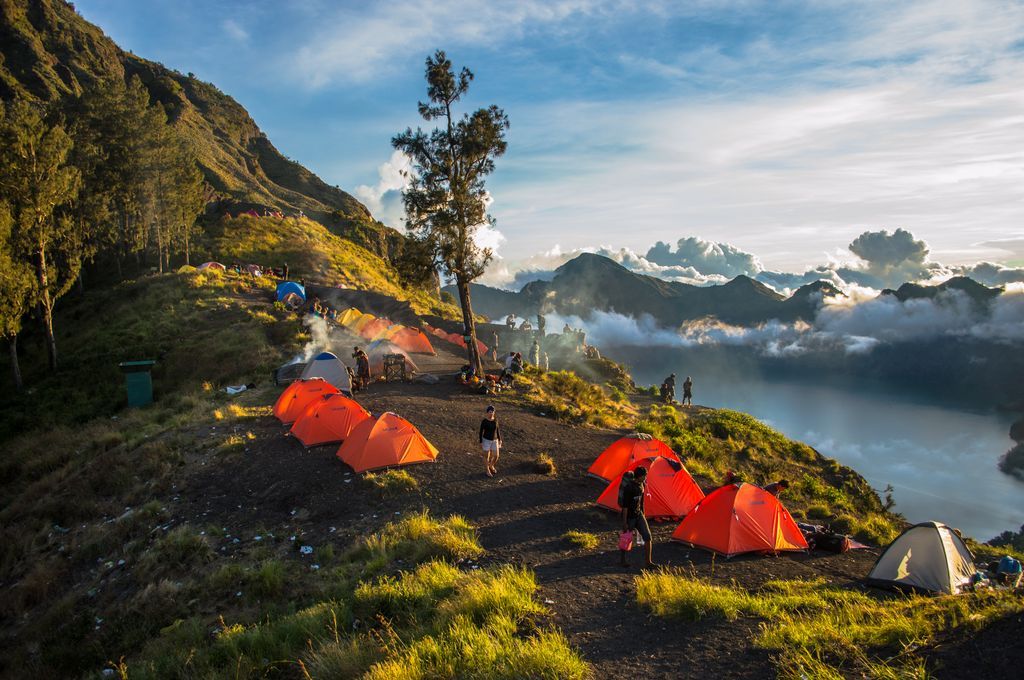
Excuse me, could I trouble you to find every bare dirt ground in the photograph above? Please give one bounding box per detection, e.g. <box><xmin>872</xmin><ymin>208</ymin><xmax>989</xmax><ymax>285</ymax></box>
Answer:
<box><xmin>178</xmin><ymin>368</ymin><xmax>883</xmax><ymax>679</ymax></box>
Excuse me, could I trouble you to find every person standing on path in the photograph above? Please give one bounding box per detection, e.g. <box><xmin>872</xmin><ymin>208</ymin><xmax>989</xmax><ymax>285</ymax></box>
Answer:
<box><xmin>620</xmin><ymin>466</ymin><xmax>655</xmax><ymax>568</ymax></box>
<box><xmin>529</xmin><ymin>339</ymin><xmax>541</xmax><ymax>367</ymax></box>
<box><xmin>491</xmin><ymin>330</ymin><xmax>499</xmax><ymax>362</ymax></box>
<box><xmin>682</xmin><ymin>375</ymin><xmax>693</xmax><ymax>407</ymax></box>
<box><xmin>479</xmin><ymin>405</ymin><xmax>503</xmax><ymax>477</ymax></box>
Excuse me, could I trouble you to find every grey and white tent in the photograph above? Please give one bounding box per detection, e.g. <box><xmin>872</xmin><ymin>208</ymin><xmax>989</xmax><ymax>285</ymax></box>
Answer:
<box><xmin>867</xmin><ymin>521</ymin><xmax>975</xmax><ymax>594</ymax></box>
<box><xmin>300</xmin><ymin>351</ymin><xmax>352</xmax><ymax>394</ymax></box>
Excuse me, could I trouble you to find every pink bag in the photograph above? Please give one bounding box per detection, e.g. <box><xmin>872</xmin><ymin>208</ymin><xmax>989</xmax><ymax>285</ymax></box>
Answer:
<box><xmin>618</xmin><ymin>531</ymin><xmax>634</xmax><ymax>551</ymax></box>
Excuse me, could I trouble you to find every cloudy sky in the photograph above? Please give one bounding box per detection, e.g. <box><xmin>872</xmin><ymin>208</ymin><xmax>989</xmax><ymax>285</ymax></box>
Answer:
<box><xmin>76</xmin><ymin>0</ymin><xmax>1024</xmax><ymax>278</ymax></box>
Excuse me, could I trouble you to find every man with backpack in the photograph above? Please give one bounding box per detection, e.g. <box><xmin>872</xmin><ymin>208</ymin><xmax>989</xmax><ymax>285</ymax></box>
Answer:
<box><xmin>619</xmin><ymin>466</ymin><xmax>655</xmax><ymax>568</ymax></box>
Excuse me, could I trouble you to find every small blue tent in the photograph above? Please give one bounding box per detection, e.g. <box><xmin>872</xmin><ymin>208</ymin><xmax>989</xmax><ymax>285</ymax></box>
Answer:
<box><xmin>276</xmin><ymin>281</ymin><xmax>306</xmax><ymax>303</ymax></box>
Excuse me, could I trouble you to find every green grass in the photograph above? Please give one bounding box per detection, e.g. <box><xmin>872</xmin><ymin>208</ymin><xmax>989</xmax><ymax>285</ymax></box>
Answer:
<box><xmin>513</xmin><ymin>368</ymin><xmax>636</xmax><ymax>427</ymax></box>
<box><xmin>123</xmin><ymin>516</ymin><xmax>586</xmax><ymax>679</ymax></box>
<box><xmin>563</xmin><ymin>530</ymin><xmax>599</xmax><ymax>551</ymax></box>
<box><xmin>364</xmin><ymin>469</ymin><xmax>420</xmax><ymax>496</ymax></box>
<box><xmin>636</xmin><ymin>571</ymin><xmax>1024</xmax><ymax>678</ymax></box>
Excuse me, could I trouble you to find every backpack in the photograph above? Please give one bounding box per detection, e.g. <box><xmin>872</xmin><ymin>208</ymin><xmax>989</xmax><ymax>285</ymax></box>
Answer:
<box><xmin>814</xmin><ymin>532</ymin><xmax>851</xmax><ymax>554</ymax></box>
<box><xmin>617</xmin><ymin>471</ymin><xmax>636</xmax><ymax>508</ymax></box>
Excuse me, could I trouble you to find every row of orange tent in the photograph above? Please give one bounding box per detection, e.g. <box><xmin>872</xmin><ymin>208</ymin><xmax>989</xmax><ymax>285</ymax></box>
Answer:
<box><xmin>271</xmin><ymin>378</ymin><xmax>438</xmax><ymax>473</ymax></box>
<box><xmin>423</xmin><ymin>324</ymin><xmax>489</xmax><ymax>356</ymax></box>
<box><xmin>334</xmin><ymin>308</ymin><xmax>437</xmax><ymax>356</ymax></box>
<box><xmin>589</xmin><ymin>435</ymin><xmax>807</xmax><ymax>557</ymax></box>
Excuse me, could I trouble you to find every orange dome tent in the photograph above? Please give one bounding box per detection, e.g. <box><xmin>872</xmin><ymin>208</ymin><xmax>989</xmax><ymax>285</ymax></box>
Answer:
<box><xmin>336</xmin><ymin>412</ymin><xmax>439</xmax><ymax>473</ymax></box>
<box><xmin>671</xmin><ymin>483</ymin><xmax>808</xmax><ymax>557</ymax></box>
<box><xmin>596</xmin><ymin>456</ymin><xmax>705</xmax><ymax>520</ymax></box>
<box><xmin>359</xmin><ymin>317</ymin><xmax>393</xmax><ymax>340</ymax></box>
<box><xmin>273</xmin><ymin>378</ymin><xmax>340</xmax><ymax>424</ymax></box>
<box><xmin>289</xmin><ymin>393</ymin><xmax>371</xmax><ymax>447</ymax></box>
<box><xmin>385</xmin><ymin>326</ymin><xmax>436</xmax><ymax>355</ymax></box>
<box><xmin>588</xmin><ymin>435</ymin><xmax>679</xmax><ymax>482</ymax></box>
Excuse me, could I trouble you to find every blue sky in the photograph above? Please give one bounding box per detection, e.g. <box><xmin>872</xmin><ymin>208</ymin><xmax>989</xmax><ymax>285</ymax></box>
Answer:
<box><xmin>75</xmin><ymin>0</ymin><xmax>1024</xmax><ymax>283</ymax></box>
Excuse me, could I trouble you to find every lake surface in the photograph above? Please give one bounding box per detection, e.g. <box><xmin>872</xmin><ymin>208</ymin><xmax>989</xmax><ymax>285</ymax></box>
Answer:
<box><xmin>619</xmin><ymin>350</ymin><xmax>1023</xmax><ymax>540</ymax></box>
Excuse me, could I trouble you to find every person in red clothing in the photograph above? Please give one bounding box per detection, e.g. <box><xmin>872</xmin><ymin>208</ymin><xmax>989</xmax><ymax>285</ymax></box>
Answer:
<box><xmin>479</xmin><ymin>405</ymin><xmax>503</xmax><ymax>477</ymax></box>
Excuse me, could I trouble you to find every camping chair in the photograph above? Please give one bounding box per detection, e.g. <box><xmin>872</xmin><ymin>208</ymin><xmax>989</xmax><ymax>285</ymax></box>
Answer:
<box><xmin>383</xmin><ymin>354</ymin><xmax>407</xmax><ymax>383</ymax></box>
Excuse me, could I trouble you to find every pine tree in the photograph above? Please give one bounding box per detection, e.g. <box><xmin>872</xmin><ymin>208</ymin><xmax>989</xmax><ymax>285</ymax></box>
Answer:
<box><xmin>0</xmin><ymin>100</ymin><xmax>82</xmax><ymax>371</ymax></box>
<box><xmin>392</xmin><ymin>51</ymin><xmax>509</xmax><ymax>375</ymax></box>
<box><xmin>0</xmin><ymin>202</ymin><xmax>34</xmax><ymax>390</ymax></box>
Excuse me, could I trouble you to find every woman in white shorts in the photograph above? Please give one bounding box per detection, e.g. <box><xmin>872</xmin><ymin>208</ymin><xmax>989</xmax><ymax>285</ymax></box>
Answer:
<box><xmin>478</xmin><ymin>405</ymin><xmax>503</xmax><ymax>477</ymax></box>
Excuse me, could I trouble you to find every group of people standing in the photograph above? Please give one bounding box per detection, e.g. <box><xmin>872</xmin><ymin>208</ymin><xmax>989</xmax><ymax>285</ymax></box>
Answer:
<box><xmin>660</xmin><ymin>373</ymin><xmax>693</xmax><ymax>406</ymax></box>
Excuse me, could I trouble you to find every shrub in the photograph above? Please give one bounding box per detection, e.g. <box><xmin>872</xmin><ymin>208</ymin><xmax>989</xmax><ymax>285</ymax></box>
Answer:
<box><xmin>534</xmin><ymin>453</ymin><xmax>557</xmax><ymax>475</ymax></box>
<box><xmin>345</xmin><ymin>511</ymin><xmax>483</xmax><ymax>571</ymax></box>
<box><xmin>139</xmin><ymin>525</ymin><xmax>212</xmax><ymax>578</ymax></box>
<box><xmin>364</xmin><ymin>469</ymin><xmax>419</xmax><ymax>496</ymax></box>
<box><xmin>562</xmin><ymin>530</ymin><xmax>599</xmax><ymax>550</ymax></box>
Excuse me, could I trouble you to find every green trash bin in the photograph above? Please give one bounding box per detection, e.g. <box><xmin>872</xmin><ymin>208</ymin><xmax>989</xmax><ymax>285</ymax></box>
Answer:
<box><xmin>119</xmin><ymin>360</ymin><xmax>156</xmax><ymax>407</ymax></box>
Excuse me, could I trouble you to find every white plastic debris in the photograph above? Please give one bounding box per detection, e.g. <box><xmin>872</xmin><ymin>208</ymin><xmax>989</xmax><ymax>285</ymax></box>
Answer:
<box><xmin>300</xmin><ymin>545</ymin><xmax>314</xmax><ymax>555</ymax></box>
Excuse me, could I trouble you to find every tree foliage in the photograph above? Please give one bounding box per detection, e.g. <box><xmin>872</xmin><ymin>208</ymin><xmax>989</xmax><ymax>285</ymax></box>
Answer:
<box><xmin>392</xmin><ymin>50</ymin><xmax>509</xmax><ymax>372</ymax></box>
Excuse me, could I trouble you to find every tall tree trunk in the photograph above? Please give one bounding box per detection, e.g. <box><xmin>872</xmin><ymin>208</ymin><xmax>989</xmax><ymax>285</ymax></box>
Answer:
<box><xmin>8</xmin><ymin>336</ymin><xmax>23</xmax><ymax>392</ymax></box>
<box><xmin>455</xmin><ymin>274</ymin><xmax>483</xmax><ymax>376</ymax></box>
<box><xmin>183</xmin><ymin>215</ymin><xmax>191</xmax><ymax>266</ymax></box>
<box><xmin>77</xmin><ymin>269</ymin><xmax>85</xmax><ymax>295</ymax></box>
<box><xmin>35</xmin><ymin>241</ymin><xmax>58</xmax><ymax>371</ymax></box>
<box><xmin>115</xmin><ymin>253</ymin><xmax>123</xmax><ymax>280</ymax></box>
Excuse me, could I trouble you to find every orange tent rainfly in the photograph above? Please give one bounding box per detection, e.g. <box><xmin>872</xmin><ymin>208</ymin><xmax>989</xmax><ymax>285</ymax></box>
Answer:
<box><xmin>385</xmin><ymin>326</ymin><xmax>436</xmax><ymax>355</ymax></box>
<box><xmin>587</xmin><ymin>435</ymin><xmax>679</xmax><ymax>482</ymax></box>
<box><xmin>336</xmin><ymin>412</ymin><xmax>438</xmax><ymax>473</ymax></box>
<box><xmin>273</xmin><ymin>378</ymin><xmax>340</xmax><ymax>425</ymax></box>
<box><xmin>289</xmin><ymin>393</ymin><xmax>371</xmax><ymax>447</ymax></box>
<box><xmin>596</xmin><ymin>456</ymin><xmax>705</xmax><ymax>520</ymax></box>
<box><xmin>671</xmin><ymin>483</ymin><xmax>808</xmax><ymax>557</ymax></box>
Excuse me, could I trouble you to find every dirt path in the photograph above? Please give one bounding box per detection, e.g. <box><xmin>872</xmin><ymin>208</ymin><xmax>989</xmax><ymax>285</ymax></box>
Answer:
<box><xmin>179</xmin><ymin>365</ymin><xmax>881</xmax><ymax>678</ymax></box>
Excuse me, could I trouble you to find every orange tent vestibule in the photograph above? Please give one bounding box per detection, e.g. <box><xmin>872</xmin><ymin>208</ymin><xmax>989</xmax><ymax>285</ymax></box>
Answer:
<box><xmin>289</xmin><ymin>393</ymin><xmax>370</xmax><ymax>447</ymax></box>
<box><xmin>671</xmin><ymin>483</ymin><xmax>808</xmax><ymax>557</ymax></box>
<box><xmin>596</xmin><ymin>456</ymin><xmax>705</xmax><ymax>520</ymax></box>
<box><xmin>336</xmin><ymin>412</ymin><xmax>439</xmax><ymax>473</ymax></box>
<box><xmin>588</xmin><ymin>435</ymin><xmax>679</xmax><ymax>482</ymax></box>
<box><xmin>273</xmin><ymin>378</ymin><xmax>340</xmax><ymax>424</ymax></box>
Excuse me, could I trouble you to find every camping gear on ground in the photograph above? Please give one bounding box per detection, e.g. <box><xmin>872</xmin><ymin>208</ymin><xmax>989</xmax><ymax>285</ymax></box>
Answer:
<box><xmin>290</xmin><ymin>393</ymin><xmax>371</xmax><ymax>447</ymax></box>
<box><xmin>224</xmin><ymin>384</ymin><xmax>252</xmax><ymax>395</ymax></box>
<box><xmin>364</xmin><ymin>339</ymin><xmax>418</xmax><ymax>376</ymax></box>
<box><xmin>197</xmin><ymin>261</ymin><xmax>226</xmax><ymax>271</ymax></box>
<box><xmin>273</xmin><ymin>378</ymin><xmax>340</xmax><ymax>424</ymax></box>
<box><xmin>336</xmin><ymin>412</ymin><xmax>439</xmax><ymax>473</ymax></box>
<box><xmin>866</xmin><ymin>521</ymin><xmax>976</xmax><ymax>595</ymax></box>
<box><xmin>587</xmin><ymin>434</ymin><xmax>680</xmax><ymax>482</ymax></box>
<box><xmin>596</xmin><ymin>456</ymin><xmax>705</xmax><ymax>521</ymax></box>
<box><xmin>300</xmin><ymin>351</ymin><xmax>352</xmax><ymax>394</ymax></box>
<box><xmin>671</xmin><ymin>482</ymin><xmax>808</xmax><ymax>557</ymax></box>
<box><xmin>383</xmin><ymin>354</ymin><xmax>408</xmax><ymax>382</ymax></box>
<box><xmin>119</xmin><ymin>360</ymin><xmax>156</xmax><ymax>407</ymax></box>
<box><xmin>619</xmin><ymin>531</ymin><xmax>634</xmax><ymax>551</ymax></box>
<box><xmin>276</xmin><ymin>281</ymin><xmax>306</xmax><ymax>304</ymax></box>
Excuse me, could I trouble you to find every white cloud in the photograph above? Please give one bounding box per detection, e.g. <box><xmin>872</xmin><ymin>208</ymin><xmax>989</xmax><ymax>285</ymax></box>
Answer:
<box><xmin>288</xmin><ymin>0</ymin><xmax>613</xmax><ymax>87</ymax></box>
<box><xmin>222</xmin><ymin>18</ymin><xmax>249</xmax><ymax>42</ymax></box>
<box><xmin>353</xmin><ymin>151</ymin><xmax>412</xmax><ymax>228</ymax></box>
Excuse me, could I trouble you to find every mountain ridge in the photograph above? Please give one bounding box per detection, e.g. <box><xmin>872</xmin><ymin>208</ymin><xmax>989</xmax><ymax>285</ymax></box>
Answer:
<box><xmin>0</xmin><ymin>0</ymin><xmax>404</xmax><ymax>258</ymax></box>
<box><xmin>453</xmin><ymin>253</ymin><xmax>1000</xmax><ymax>327</ymax></box>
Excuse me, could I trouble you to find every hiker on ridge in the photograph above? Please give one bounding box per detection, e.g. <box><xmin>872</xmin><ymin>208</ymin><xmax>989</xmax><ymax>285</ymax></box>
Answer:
<box><xmin>663</xmin><ymin>373</ymin><xmax>676</xmax><ymax>403</ymax></box>
<box><xmin>491</xmin><ymin>330</ymin><xmax>499</xmax><ymax>362</ymax></box>
<box><xmin>682</xmin><ymin>376</ymin><xmax>693</xmax><ymax>407</ymax></box>
<box><xmin>620</xmin><ymin>466</ymin><xmax>655</xmax><ymax>568</ymax></box>
<box><xmin>529</xmin><ymin>339</ymin><xmax>541</xmax><ymax>367</ymax></box>
<box><xmin>479</xmin><ymin>405</ymin><xmax>503</xmax><ymax>477</ymax></box>
<box><xmin>506</xmin><ymin>313</ymin><xmax>516</xmax><ymax>330</ymax></box>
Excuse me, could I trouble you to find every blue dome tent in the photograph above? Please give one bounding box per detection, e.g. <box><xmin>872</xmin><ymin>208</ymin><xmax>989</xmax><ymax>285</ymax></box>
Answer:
<box><xmin>276</xmin><ymin>281</ymin><xmax>306</xmax><ymax>303</ymax></box>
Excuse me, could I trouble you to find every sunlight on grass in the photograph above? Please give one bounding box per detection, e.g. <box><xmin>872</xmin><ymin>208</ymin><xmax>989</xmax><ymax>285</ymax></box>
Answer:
<box><xmin>637</xmin><ymin>571</ymin><xmax>1024</xmax><ymax>678</ymax></box>
<box><xmin>563</xmin><ymin>530</ymin><xmax>600</xmax><ymax>551</ymax></box>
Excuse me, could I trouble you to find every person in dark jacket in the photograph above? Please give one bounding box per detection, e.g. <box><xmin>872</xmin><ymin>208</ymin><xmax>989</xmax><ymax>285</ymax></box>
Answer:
<box><xmin>620</xmin><ymin>466</ymin><xmax>655</xmax><ymax>568</ymax></box>
<box><xmin>479</xmin><ymin>405</ymin><xmax>503</xmax><ymax>477</ymax></box>
<box><xmin>682</xmin><ymin>375</ymin><xmax>693</xmax><ymax>406</ymax></box>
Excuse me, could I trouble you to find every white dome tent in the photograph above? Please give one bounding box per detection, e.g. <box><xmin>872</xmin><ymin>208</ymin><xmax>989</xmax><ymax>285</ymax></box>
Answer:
<box><xmin>300</xmin><ymin>351</ymin><xmax>352</xmax><ymax>395</ymax></box>
<box><xmin>866</xmin><ymin>521</ymin><xmax>975</xmax><ymax>595</ymax></box>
